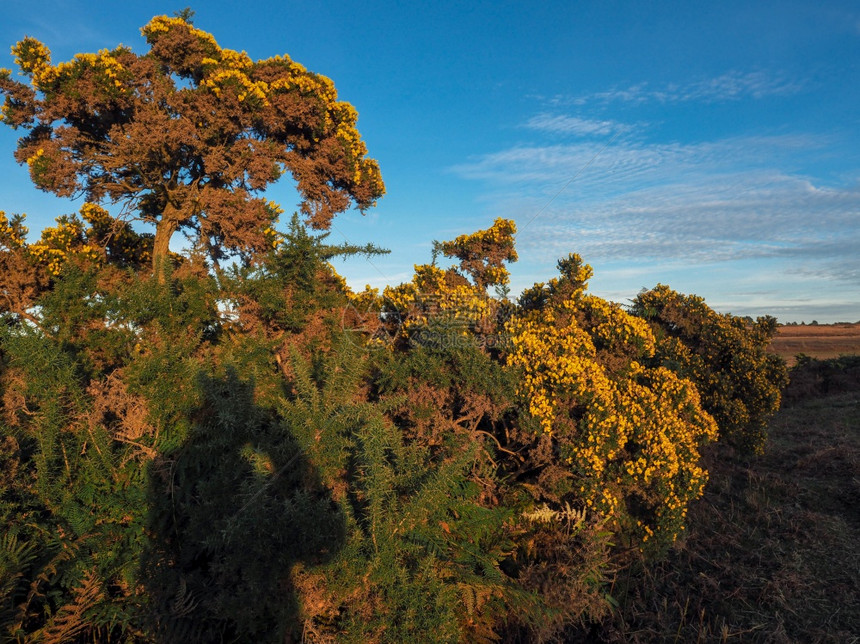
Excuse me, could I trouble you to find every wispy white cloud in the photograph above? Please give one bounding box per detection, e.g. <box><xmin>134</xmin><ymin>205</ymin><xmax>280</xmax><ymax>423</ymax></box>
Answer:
<box><xmin>451</xmin><ymin>134</ymin><xmax>860</xmax><ymax>321</ymax></box>
<box><xmin>566</xmin><ymin>70</ymin><xmax>804</xmax><ymax>106</ymax></box>
<box><xmin>524</xmin><ymin>113</ymin><xmax>631</xmax><ymax>137</ymax></box>
<box><xmin>452</xmin><ymin>134</ymin><xmax>820</xmax><ymax>196</ymax></box>
<box><xmin>518</xmin><ymin>176</ymin><xmax>859</xmax><ymax>264</ymax></box>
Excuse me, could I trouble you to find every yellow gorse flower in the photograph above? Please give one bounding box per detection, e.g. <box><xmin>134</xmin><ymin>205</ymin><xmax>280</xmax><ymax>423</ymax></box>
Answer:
<box><xmin>29</xmin><ymin>215</ymin><xmax>101</xmax><ymax>275</ymax></box>
<box><xmin>0</xmin><ymin>211</ymin><xmax>28</xmax><ymax>249</ymax></box>
<box><xmin>506</xmin><ymin>257</ymin><xmax>718</xmax><ymax>548</ymax></box>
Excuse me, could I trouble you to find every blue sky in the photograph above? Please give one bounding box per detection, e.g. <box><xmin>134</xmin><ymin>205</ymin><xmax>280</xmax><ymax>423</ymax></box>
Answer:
<box><xmin>2</xmin><ymin>0</ymin><xmax>859</xmax><ymax>322</ymax></box>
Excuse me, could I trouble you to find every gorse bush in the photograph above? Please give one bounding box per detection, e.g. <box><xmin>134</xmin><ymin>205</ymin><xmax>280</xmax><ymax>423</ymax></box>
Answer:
<box><xmin>630</xmin><ymin>285</ymin><xmax>788</xmax><ymax>454</ymax></box>
<box><xmin>0</xmin><ymin>213</ymin><xmax>789</xmax><ymax>641</ymax></box>
<box><xmin>0</xmin><ymin>14</ymin><xmax>789</xmax><ymax>643</ymax></box>
<box><xmin>506</xmin><ymin>255</ymin><xmax>718</xmax><ymax>554</ymax></box>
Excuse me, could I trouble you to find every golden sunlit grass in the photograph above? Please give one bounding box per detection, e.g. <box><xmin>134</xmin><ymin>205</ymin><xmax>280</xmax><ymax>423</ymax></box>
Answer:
<box><xmin>769</xmin><ymin>323</ymin><xmax>860</xmax><ymax>366</ymax></box>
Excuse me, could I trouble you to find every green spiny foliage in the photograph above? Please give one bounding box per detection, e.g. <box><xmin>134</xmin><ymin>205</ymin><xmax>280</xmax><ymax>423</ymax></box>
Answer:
<box><xmin>283</xmin><ymin>340</ymin><xmax>526</xmax><ymax>642</ymax></box>
<box><xmin>219</xmin><ymin>213</ymin><xmax>387</xmax><ymax>338</ymax></box>
<box><xmin>0</xmin><ymin>285</ymin><xmax>148</xmax><ymax>639</ymax></box>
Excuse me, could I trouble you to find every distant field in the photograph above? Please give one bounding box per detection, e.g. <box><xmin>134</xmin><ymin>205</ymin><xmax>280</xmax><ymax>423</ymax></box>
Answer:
<box><xmin>769</xmin><ymin>323</ymin><xmax>860</xmax><ymax>365</ymax></box>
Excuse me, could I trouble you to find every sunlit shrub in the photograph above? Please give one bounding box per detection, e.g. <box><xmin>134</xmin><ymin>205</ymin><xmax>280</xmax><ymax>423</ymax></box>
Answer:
<box><xmin>630</xmin><ymin>285</ymin><xmax>788</xmax><ymax>454</ymax></box>
<box><xmin>506</xmin><ymin>255</ymin><xmax>718</xmax><ymax>554</ymax></box>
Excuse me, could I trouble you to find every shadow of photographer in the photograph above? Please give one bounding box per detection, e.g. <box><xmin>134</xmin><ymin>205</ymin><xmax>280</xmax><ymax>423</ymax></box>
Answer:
<box><xmin>139</xmin><ymin>367</ymin><xmax>345</xmax><ymax>642</ymax></box>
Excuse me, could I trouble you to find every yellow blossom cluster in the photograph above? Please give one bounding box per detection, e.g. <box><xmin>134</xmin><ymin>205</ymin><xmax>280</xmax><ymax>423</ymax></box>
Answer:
<box><xmin>0</xmin><ymin>211</ymin><xmax>28</xmax><ymax>249</ymax></box>
<box><xmin>581</xmin><ymin>295</ymin><xmax>656</xmax><ymax>360</ymax></box>
<box><xmin>210</xmin><ymin>49</ymin><xmax>253</xmax><ymax>71</ymax></box>
<box><xmin>330</xmin><ymin>103</ymin><xmax>368</xmax><ymax>181</ymax></box>
<box><xmin>349</xmin><ymin>285</ymin><xmax>381</xmax><ymax>313</ymax></box>
<box><xmin>382</xmin><ymin>263</ymin><xmax>497</xmax><ymax>345</ymax></box>
<box><xmin>142</xmin><ymin>15</ymin><xmax>343</xmax><ymax>108</ymax></box>
<box><xmin>0</xmin><ymin>85</ymin><xmax>10</xmax><ymax>122</ymax></box>
<box><xmin>140</xmin><ymin>15</ymin><xmax>218</xmax><ymax>50</ymax></box>
<box><xmin>262</xmin><ymin>226</ymin><xmax>281</xmax><ymax>249</ymax></box>
<box><xmin>12</xmin><ymin>37</ymin><xmax>130</xmax><ymax>93</ymax></box>
<box><xmin>506</xmin><ymin>305</ymin><xmax>601</xmax><ymax>434</ymax></box>
<box><xmin>201</xmin><ymin>68</ymin><xmax>269</xmax><ymax>104</ymax></box>
<box><xmin>505</xmin><ymin>261</ymin><xmax>718</xmax><ymax>549</ymax></box>
<box><xmin>78</xmin><ymin>202</ymin><xmax>114</xmax><ymax>227</ymax></box>
<box><xmin>268</xmin><ymin>66</ymin><xmax>338</xmax><ymax>104</ymax></box>
<box><xmin>10</xmin><ymin>37</ymin><xmax>51</xmax><ymax>80</ymax></box>
<box><xmin>79</xmin><ymin>202</ymin><xmax>152</xmax><ymax>267</ymax></box>
<box><xmin>2</xmin><ymin>206</ymin><xmax>152</xmax><ymax>277</ymax></box>
<box><xmin>25</xmin><ymin>148</ymin><xmax>44</xmax><ymax>166</ymax></box>
<box><xmin>438</xmin><ymin>217</ymin><xmax>518</xmax><ymax>288</ymax></box>
<box><xmin>444</xmin><ymin>218</ymin><xmax>518</xmax><ymax>259</ymax></box>
<box><xmin>365</xmin><ymin>220</ymin><xmax>517</xmax><ymax>350</ymax></box>
<box><xmin>28</xmin><ymin>215</ymin><xmax>101</xmax><ymax>276</ymax></box>
<box><xmin>146</xmin><ymin>15</ymin><xmax>337</xmax><ymax>112</ymax></box>
<box><xmin>260</xmin><ymin>200</ymin><xmax>285</xmax><ymax>248</ymax></box>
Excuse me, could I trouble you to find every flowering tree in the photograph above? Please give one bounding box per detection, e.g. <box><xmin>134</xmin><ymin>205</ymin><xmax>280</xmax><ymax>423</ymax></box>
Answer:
<box><xmin>0</xmin><ymin>14</ymin><xmax>384</xmax><ymax>272</ymax></box>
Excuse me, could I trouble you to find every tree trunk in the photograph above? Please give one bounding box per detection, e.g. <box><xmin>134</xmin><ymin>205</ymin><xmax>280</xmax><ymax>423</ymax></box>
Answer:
<box><xmin>152</xmin><ymin>217</ymin><xmax>179</xmax><ymax>282</ymax></box>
